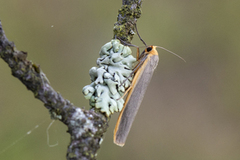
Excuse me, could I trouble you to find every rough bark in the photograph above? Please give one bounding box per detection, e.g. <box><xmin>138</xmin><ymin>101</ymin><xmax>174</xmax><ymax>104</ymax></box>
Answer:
<box><xmin>0</xmin><ymin>0</ymin><xmax>142</xmax><ymax>159</ymax></box>
<box><xmin>114</xmin><ymin>0</ymin><xmax>142</xmax><ymax>43</ymax></box>
<box><xmin>0</xmin><ymin>20</ymin><xmax>109</xmax><ymax>160</ymax></box>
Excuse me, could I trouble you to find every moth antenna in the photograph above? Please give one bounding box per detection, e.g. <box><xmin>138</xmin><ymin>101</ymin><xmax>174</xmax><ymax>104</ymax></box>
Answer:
<box><xmin>116</xmin><ymin>37</ymin><xmax>139</xmax><ymax>48</ymax></box>
<box><xmin>156</xmin><ymin>46</ymin><xmax>186</xmax><ymax>62</ymax></box>
<box><xmin>134</xmin><ymin>24</ymin><xmax>148</xmax><ymax>47</ymax></box>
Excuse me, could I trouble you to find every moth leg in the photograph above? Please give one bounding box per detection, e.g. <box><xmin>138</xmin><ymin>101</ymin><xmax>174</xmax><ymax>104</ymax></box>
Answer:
<box><xmin>117</xmin><ymin>85</ymin><xmax>132</xmax><ymax>100</ymax></box>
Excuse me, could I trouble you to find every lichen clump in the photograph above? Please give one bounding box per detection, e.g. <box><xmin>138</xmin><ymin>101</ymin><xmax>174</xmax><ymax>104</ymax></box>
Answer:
<box><xmin>82</xmin><ymin>39</ymin><xmax>136</xmax><ymax>116</ymax></box>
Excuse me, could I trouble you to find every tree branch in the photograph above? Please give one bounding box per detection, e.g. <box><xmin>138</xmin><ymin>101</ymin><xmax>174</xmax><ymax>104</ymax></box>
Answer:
<box><xmin>114</xmin><ymin>0</ymin><xmax>142</xmax><ymax>43</ymax></box>
<box><xmin>0</xmin><ymin>0</ymin><xmax>142</xmax><ymax>159</ymax></box>
<box><xmin>0</xmin><ymin>20</ymin><xmax>109</xmax><ymax>160</ymax></box>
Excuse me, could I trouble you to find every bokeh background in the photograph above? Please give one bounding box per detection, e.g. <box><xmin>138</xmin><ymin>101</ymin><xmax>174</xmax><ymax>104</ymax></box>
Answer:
<box><xmin>1</xmin><ymin>0</ymin><xmax>240</xmax><ymax>160</ymax></box>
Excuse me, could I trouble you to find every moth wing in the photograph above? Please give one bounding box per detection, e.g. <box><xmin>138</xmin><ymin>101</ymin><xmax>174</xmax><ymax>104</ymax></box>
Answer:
<box><xmin>114</xmin><ymin>55</ymin><xmax>159</xmax><ymax>146</ymax></box>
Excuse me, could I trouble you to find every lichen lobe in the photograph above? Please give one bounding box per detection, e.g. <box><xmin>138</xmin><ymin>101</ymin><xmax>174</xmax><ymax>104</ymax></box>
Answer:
<box><xmin>82</xmin><ymin>39</ymin><xmax>136</xmax><ymax>116</ymax></box>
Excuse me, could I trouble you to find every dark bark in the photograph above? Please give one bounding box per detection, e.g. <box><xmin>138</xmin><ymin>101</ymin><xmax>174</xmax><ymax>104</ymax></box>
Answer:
<box><xmin>0</xmin><ymin>0</ymin><xmax>142</xmax><ymax>159</ymax></box>
<box><xmin>0</xmin><ymin>20</ymin><xmax>109</xmax><ymax>160</ymax></box>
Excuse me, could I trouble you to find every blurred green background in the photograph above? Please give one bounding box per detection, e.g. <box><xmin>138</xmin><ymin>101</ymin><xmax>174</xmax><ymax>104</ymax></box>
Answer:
<box><xmin>1</xmin><ymin>0</ymin><xmax>240</xmax><ymax>160</ymax></box>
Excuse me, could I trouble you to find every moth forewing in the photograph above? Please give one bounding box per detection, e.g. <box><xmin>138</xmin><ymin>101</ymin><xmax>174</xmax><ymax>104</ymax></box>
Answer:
<box><xmin>114</xmin><ymin>47</ymin><xmax>159</xmax><ymax>146</ymax></box>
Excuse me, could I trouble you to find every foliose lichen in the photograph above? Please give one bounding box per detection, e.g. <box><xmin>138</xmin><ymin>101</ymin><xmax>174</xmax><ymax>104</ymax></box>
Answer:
<box><xmin>82</xmin><ymin>39</ymin><xmax>136</xmax><ymax>116</ymax></box>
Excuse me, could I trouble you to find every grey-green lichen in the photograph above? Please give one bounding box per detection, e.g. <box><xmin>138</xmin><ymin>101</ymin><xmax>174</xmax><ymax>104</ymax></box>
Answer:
<box><xmin>83</xmin><ymin>39</ymin><xmax>136</xmax><ymax>116</ymax></box>
<box><xmin>69</xmin><ymin>108</ymin><xmax>97</xmax><ymax>138</ymax></box>
<box><xmin>49</xmin><ymin>108</ymin><xmax>62</xmax><ymax>120</ymax></box>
